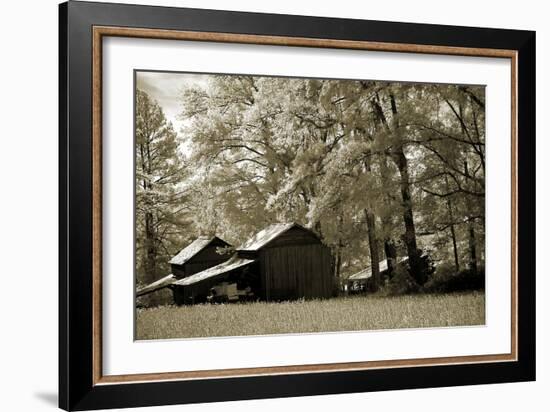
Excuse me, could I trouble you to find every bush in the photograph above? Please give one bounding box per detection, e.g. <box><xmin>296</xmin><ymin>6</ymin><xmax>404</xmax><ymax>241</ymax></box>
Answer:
<box><xmin>385</xmin><ymin>265</ymin><xmax>420</xmax><ymax>295</ymax></box>
<box><xmin>417</xmin><ymin>253</ymin><xmax>436</xmax><ymax>284</ymax></box>
<box><xmin>424</xmin><ymin>264</ymin><xmax>485</xmax><ymax>293</ymax></box>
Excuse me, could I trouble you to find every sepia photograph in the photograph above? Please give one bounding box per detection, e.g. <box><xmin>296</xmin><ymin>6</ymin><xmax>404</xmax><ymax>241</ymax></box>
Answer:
<box><xmin>135</xmin><ymin>70</ymin><xmax>486</xmax><ymax>340</ymax></box>
<box><xmin>53</xmin><ymin>2</ymin><xmax>536</xmax><ymax>409</ymax></box>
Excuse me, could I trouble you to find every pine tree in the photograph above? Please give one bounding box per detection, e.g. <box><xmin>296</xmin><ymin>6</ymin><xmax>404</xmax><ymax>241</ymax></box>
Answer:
<box><xmin>136</xmin><ymin>89</ymin><xmax>188</xmax><ymax>304</ymax></box>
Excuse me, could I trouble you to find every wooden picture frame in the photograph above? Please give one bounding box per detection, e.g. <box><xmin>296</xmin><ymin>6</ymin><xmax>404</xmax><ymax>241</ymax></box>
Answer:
<box><xmin>59</xmin><ymin>1</ymin><xmax>536</xmax><ymax>410</ymax></box>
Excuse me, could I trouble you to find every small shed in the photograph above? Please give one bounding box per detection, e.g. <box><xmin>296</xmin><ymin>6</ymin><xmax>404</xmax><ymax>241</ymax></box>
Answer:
<box><xmin>174</xmin><ymin>223</ymin><xmax>334</xmax><ymax>303</ymax></box>
<box><xmin>169</xmin><ymin>236</ymin><xmax>232</xmax><ymax>279</ymax></box>
<box><xmin>136</xmin><ymin>235</ymin><xmax>232</xmax><ymax>303</ymax></box>
<box><xmin>346</xmin><ymin>256</ymin><xmax>408</xmax><ymax>292</ymax></box>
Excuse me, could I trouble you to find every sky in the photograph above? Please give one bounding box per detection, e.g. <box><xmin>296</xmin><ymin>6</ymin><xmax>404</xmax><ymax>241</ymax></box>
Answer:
<box><xmin>136</xmin><ymin>71</ymin><xmax>209</xmax><ymax>135</ymax></box>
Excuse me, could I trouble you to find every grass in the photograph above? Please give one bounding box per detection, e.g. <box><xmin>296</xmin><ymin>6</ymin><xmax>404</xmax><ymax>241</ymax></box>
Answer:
<box><xmin>136</xmin><ymin>291</ymin><xmax>485</xmax><ymax>340</ymax></box>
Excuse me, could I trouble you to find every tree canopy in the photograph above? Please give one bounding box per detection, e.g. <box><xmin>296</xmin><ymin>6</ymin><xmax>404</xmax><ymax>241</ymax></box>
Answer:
<box><xmin>135</xmin><ymin>74</ymin><xmax>485</xmax><ymax>293</ymax></box>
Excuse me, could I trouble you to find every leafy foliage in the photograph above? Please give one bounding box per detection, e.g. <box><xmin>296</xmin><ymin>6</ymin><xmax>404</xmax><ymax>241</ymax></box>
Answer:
<box><xmin>136</xmin><ymin>74</ymin><xmax>486</xmax><ymax>295</ymax></box>
<box><xmin>135</xmin><ymin>90</ymin><xmax>190</xmax><ymax>305</ymax></box>
<box><xmin>424</xmin><ymin>264</ymin><xmax>485</xmax><ymax>293</ymax></box>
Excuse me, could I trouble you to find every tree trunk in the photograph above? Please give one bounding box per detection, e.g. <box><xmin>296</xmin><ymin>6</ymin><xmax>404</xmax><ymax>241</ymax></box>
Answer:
<box><xmin>313</xmin><ymin>220</ymin><xmax>323</xmax><ymax>239</ymax></box>
<box><xmin>144</xmin><ymin>211</ymin><xmax>157</xmax><ymax>285</ymax></box>
<box><xmin>365</xmin><ymin>209</ymin><xmax>380</xmax><ymax>292</ymax></box>
<box><xmin>379</xmin><ymin>154</ymin><xmax>397</xmax><ymax>279</ymax></box>
<box><xmin>444</xmin><ymin>175</ymin><xmax>460</xmax><ymax>272</ymax></box>
<box><xmin>384</xmin><ymin>239</ymin><xmax>397</xmax><ymax>278</ymax></box>
<box><xmin>334</xmin><ymin>244</ymin><xmax>342</xmax><ymax>278</ymax></box>
<box><xmin>334</xmin><ymin>213</ymin><xmax>344</xmax><ymax>279</ymax></box>
<box><xmin>392</xmin><ymin>149</ymin><xmax>423</xmax><ymax>284</ymax></box>
<box><xmin>449</xmin><ymin>221</ymin><xmax>460</xmax><ymax>272</ymax></box>
<box><xmin>468</xmin><ymin>224</ymin><xmax>478</xmax><ymax>273</ymax></box>
<box><xmin>464</xmin><ymin>161</ymin><xmax>478</xmax><ymax>273</ymax></box>
<box><xmin>372</xmin><ymin>93</ymin><xmax>423</xmax><ymax>284</ymax></box>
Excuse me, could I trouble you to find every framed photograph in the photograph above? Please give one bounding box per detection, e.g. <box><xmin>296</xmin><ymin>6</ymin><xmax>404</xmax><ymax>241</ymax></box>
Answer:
<box><xmin>59</xmin><ymin>1</ymin><xmax>536</xmax><ymax>410</ymax></box>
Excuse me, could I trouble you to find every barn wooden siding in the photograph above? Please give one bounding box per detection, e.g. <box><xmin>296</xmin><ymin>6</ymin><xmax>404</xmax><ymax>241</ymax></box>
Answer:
<box><xmin>259</xmin><ymin>244</ymin><xmax>333</xmax><ymax>300</ymax></box>
<box><xmin>238</xmin><ymin>225</ymin><xmax>333</xmax><ymax>301</ymax></box>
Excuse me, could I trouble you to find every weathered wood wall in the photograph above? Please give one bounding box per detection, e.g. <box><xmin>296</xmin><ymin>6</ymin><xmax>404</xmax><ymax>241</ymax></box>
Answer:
<box><xmin>171</xmin><ymin>226</ymin><xmax>333</xmax><ymax>304</ymax></box>
<box><xmin>265</xmin><ymin>226</ymin><xmax>320</xmax><ymax>248</ymax></box>
<box><xmin>259</xmin><ymin>243</ymin><xmax>333</xmax><ymax>300</ymax></box>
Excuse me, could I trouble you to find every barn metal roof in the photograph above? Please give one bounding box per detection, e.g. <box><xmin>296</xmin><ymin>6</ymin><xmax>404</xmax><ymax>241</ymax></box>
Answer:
<box><xmin>169</xmin><ymin>236</ymin><xmax>223</xmax><ymax>265</ymax></box>
<box><xmin>348</xmin><ymin>257</ymin><xmax>408</xmax><ymax>280</ymax></box>
<box><xmin>238</xmin><ymin>222</ymin><xmax>301</xmax><ymax>251</ymax></box>
<box><xmin>174</xmin><ymin>255</ymin><xmax>256</xmax><ymax>286</ymax></box>
<box><xmin>136</xmin><ymin>274</ymin><xmax>176</xmax><ymax>297</ymax></box>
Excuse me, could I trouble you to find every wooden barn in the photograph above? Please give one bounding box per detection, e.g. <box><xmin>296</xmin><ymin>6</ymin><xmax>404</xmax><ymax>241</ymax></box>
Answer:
<box><xmin>136</xmin><ymin>236</ymin><xmax>232</xmax><ymax>303</ymax></box>
<box><xmin>173</xmin><ymin>223</ymin><xmax>333</xmax><ymax>303</ymax></box>
<box><xmin>137</xmin><ymin>223</ymin><xmax>334</xmax><ymax>305</ymax></box>
<box><xmin>169</xmin><ymin>235</ymin><xmax>231</xmax><ymax>279</ymax></box>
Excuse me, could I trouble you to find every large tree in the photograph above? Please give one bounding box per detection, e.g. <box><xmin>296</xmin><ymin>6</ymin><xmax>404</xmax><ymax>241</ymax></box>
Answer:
<box><xmin>136</xmin><ymin>89</ymin><xmax>188</xmax><ymax>303</ymax></box>
<box><xmin>176</xmin><ymin>75</ymin><xmax>485</xmax><ymax>289</ymax></box>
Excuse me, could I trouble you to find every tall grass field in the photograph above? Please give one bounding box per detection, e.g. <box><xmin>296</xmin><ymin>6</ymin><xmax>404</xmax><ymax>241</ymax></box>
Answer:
<box><xmin>136</xmin><ymin>291</ymin><xmax>485</xmax><ymax>340</ymax></box>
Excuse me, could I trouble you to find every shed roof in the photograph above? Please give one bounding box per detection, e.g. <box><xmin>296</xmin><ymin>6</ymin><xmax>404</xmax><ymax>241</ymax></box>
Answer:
<box><xmin>169</xmin><ymin>236</ymin><xmax>228</xmax><ymax>265</ymax></box>
<box><xmin>174</xmin><ymin>255</ymin><xmax>256</xmax><ymax>286</ymax></box>
<box><xmin>348</xmin><ymin>257</ymin><xmax>408</xmax><ymax>280</ymax></box>
<box><xmin>136</xmin><ymin>274</ymin><xmax>176</xmax><ymax>297</ymax></box>
<box><xmin>238</xmin><ymin>222</ymin><xmax>308</xmax><ymax>251</ymax></box>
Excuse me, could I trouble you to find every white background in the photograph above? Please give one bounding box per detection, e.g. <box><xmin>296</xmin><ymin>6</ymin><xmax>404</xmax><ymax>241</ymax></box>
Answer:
<box><xmin>103</xmin><ymin>37</ymin><xmax>511</xmax><ymax>376</ymax></box>
<box><xmin>0</xmin><ymin>0</ymin><xmax>546</xmax><ymax>411</ymax></box>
